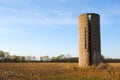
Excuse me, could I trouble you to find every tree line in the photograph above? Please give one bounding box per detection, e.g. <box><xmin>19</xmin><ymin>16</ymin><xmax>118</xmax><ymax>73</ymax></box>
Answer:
<box><xmin>0</xmin><ymin>50</ymin><xmax>78</xmax><ymax>63</ymax></box>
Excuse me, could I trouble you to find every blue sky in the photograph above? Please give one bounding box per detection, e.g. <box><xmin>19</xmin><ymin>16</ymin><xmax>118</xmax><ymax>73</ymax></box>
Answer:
<box><xmin>0</xmin><ymin>0</ymin><xmax>120</xmax><ymax>58</ymax></box>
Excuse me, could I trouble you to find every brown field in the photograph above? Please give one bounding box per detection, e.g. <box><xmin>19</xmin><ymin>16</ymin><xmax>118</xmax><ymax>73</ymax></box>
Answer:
<box><xmin>0</xmin><ymin>63</ymin><xmax>120</xmax><ymax>80</ymax></box>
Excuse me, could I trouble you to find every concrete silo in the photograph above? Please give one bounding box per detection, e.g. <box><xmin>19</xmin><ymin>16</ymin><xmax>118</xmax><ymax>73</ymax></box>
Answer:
<box><xmin>78</xmin><ymin>13</ymin><xmax>101</xmax><ymax>67</ymax></box>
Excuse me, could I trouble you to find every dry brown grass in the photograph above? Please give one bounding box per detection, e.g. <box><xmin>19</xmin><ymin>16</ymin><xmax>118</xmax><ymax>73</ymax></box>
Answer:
<box><xmin>0</xmin><ymin>62</ymin><xmax>120</xmax><ymax>80</ymax></box>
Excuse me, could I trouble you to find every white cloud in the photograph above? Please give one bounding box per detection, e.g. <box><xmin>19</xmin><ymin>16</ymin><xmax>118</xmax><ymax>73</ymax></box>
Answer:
<box><xmin>51</xmin><ymin>9</ymin><xmax>72</xmax><ymax>16</ymax></box>
<box><xmin>0</xmin><ymin>6</ymin><xmax>77</xmax><ymax>28</ymax></box>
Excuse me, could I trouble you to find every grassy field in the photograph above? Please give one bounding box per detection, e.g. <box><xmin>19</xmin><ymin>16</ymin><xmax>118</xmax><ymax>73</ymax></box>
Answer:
<box><xmin>0</xmin><ymin>63</ymin><xmax>120</xmax><ymax>80</ymax></box>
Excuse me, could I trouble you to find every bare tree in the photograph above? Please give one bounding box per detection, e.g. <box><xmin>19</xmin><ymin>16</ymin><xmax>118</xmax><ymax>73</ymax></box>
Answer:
<box><xmin>40</xmin><ymin>56</ymin><xmax>49</xmax><ymax>62</ymax></box>
<box><xmin>26</xmin><ymin>55</ymin><xmax>32</xmax><ymax>61</ymax></box>
<box><xmin>0</xmin><ymin>51</ymin><xmax>5</xmax><ymax>62</ymax></box>
<box><xmin>32</xmin><ymin>56</ymin><xmax>36</xmax><ymax>61</ymax></box>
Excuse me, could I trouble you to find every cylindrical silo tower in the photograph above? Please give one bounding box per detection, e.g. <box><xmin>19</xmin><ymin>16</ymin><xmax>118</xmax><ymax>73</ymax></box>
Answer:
<box><xmin>78</xmin><ymin>13</ymin><xmax>101</xmax><ymax>67</ymax></box>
